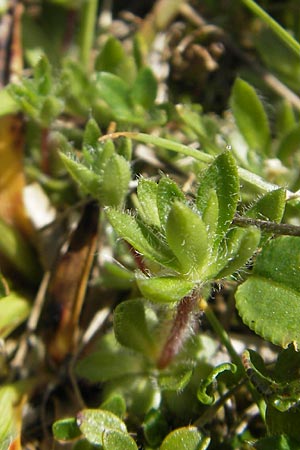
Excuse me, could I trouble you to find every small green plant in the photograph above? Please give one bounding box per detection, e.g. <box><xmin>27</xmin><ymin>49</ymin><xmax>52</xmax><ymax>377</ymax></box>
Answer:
<box><xmin>1</xmin><ymin>1</ymin><xmax>300</xmax><ymax>449</ymax></box>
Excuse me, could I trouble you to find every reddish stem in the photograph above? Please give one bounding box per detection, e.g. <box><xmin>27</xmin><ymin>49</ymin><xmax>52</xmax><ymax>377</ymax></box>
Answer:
<box><xmin>157</xmin><ymin>292</ymin><xmax>198</xmax><ymax>369</ymax></box>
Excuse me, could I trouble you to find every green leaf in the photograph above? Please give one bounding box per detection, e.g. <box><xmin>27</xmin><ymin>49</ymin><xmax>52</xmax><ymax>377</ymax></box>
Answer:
<box><xmin>157</xmin><ymin>177</ymin><xmax>185</xmax><ymax>230</ymax></box>
<box><xmin>196</xmin><ymin>151</ymin><xmax>239</xmax><ymax>244</ymax></box>
<box><xmin>0</xmin><ymin>274</ymin><xmax>8</xmax><ymax>298</ymax></box>
<box><xmin>277</xmin><ymin>125</ymin><xmax>300</xmax><ymax>164</ymax></box>
<box><xmin>106</xmin><ymin>208</ymin><xmax>178</xmax><ymax>268</ymax></box>
<box><xmin>246</xmin><ymin>188</ymin><xmax>286</xmax><ymax>223</ymax></box>
<box><xmin>102</xmin><ymin>430</ymin><xmax>138</xmax><ymax>450</ymax></box>
<box><xmin>77</xmin><ymin>409</ymin><xmax>127</xmax><ymax>446</ymax></box>
<box><xmin>52</xmin><ymin>418</ymin><xmax>82</xmax><ymax>441</ymax></box>
<box><xmin>158</xmin><ymin>369</ymin><xmax>193</xmax><ymax>391</ymax></box>
<box><xmin>76</xmin><ymin>334</ymin><xmax>144</xmax><ymax>382</ymax></box>
<box><xmin>60</xmin><ymin>152</ymin><xmax>101</xmax><ymax>197</ymax></box>
<box><xmin>131</xmin><ymin>67</ymin><xmax>157</xmax><ymax>109</ymax></box>
<box><xmin>136</xmin><ymin>275</ymin><xmax>194</xmax><ymax>303</ymax></box>
<box><xmin>135</xmin><ymin>178</ymin><xmax>160</xmax><ymax>227</ymax></box>
<box><xmin>114</xmin><ymin>299</ymin><xmax>156</xmax><ymax>356</ymax></box>
<box><xmin>99</xmin><ymin>154</ymin><xmax>131</xmax><ymax>207</ymax></box>
<box><xmin>0</xmin><ymin>88</ymin><xmax>19</xmax><ymax>116</ymax></box>
<box><xmin>95</xmin><ymin>72</ymin><xmax>132</xmax><ymax>121</ymax></box>
<box><xmin>142</xmin><ymin>409</ymin><xmax>168</xmax><ymax>448</ymax></box>
<box><xmin>39</xmin><ymin>96</ymin><xmax>64</xmax><ymax>125</ymax></box>
<box><xmin>0</xmin><ymin>218</ymin><xmax>41</xmax><ymax>284</ymax></box>
<box><xmin>216</xmin><ymin>227</ymin><xmax>260</xmax><ymax>279</ymax></box>
<box><xmin>254</xmin><ymin>434</ymin><xmax>300</xmax><ymax>450</ymax></box>
<box><xmin>100</xmin><ymin>395</ymin><xmax>126</xmax><ymax>419</ymax></box>
<box><xmin>95</xmin><ymin>36</ymin><xmax>136</xmax><ymax>83</ymax></box>
<box><xmin>160</xmin><ymin>427</ymin><xmax>210</xmax><ymax>450</ymax></box>
<box><xmin>0</xmin><ymin>381</ymin><xmax>32</xmax><ymax>450</ymax></box>
<box><xmin>236</xmin><ymin>236</ymin><xmax>300</xmax><ymax>349</ymax></box>
<box><xmin>83</xmin><ymin>118</ymin><xmax>102</xmax><ymax>148</ymax></box>
<box><xmin>0</xmin><ymin>292</ymin><xmax>31</xmax><ymax>338</ymax></box>
<box><xmin>33</xmin><ymin>55</ymin><xmax>52</xmax><ymax>96</ymax></box>
<box><xmin>266</xmin><ymin>404</ymin><xmax>300</xmax><ymax>442</ymax></box>
<box><xmin>201</xmin><ymin>189</ymin><xmax>219</xmax><ymax>238</ymax></box>
<box><xmin>275</xmin><ymin>100</ymin><xmax>297</xmax><ymax>138</ymax></box>
<box><xmin>230</xmin><ymin>78</ymin><xmax>270</xmax><ymax>153</ymax></box>
<box><xmin>166</xmin><ymin>202</ymin><xmax>209</xmax><ymax>278</ymax></box>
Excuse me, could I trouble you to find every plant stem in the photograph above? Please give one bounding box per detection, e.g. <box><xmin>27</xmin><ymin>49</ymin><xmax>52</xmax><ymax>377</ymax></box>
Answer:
<box><xmin>241</xmin><ymin>0</ymin><xmax>300</xmax><ymax>57</ymax></box>
<box><xmin>78</xmin><ymin>0</ymin><xmax>98</xmax><ymax>70</ymax></box>
<box><xmin>201</xmin><ymin>299</ymin><xmax>242</xmax><ymax>371</ymax></box>
<box><xmin>233</xmin><ymin>216</ymin><xmax>300</xmax><ymax>236</ymax></box>
<box><xmin>157</xmin><ymin>293</ymin><xmax>198</xmax><ymax>369</ymax></box>
<box><xmin>99</xmin><ymin>132</ymin><xmax>283</xmax><ymax>194</ymax></box>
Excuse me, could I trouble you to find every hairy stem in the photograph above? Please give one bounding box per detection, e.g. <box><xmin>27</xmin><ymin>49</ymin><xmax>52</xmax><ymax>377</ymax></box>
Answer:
<box><xmin>233</xmin><ymin>216</ymin><xmax>300</xmax><ymax>237</ymax></box>
<box><xmin>157</xmin><ymin>293</ymin><xmax>198</xmax><ymax>369</ymax></box>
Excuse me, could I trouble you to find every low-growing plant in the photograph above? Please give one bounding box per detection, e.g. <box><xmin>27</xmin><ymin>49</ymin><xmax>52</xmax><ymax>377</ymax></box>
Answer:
<box><xmin>1</xmin><ymin>1</ymin><xmax>300</xmax><ymax>449</ymax></box>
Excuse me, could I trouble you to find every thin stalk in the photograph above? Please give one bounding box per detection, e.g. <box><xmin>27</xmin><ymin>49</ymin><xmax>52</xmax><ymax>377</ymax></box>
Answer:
<box><xmin>99</xmin><ymin>132</ymin><xmax>283</xmax><ymax>194</ymax></box>
<box><xmin>78</xmin><ymin>0</ymin><xmax>98</xmax><ymax>70</ymax></box>
<box><xmin>157</xmin><ymin>293</ymin><xmax>198</xmax><ymax>369</ymax></box>
<box><xmin>233</xmin><ymin>216</ymin><xmax>300</xmax><ymax>237</ymax></box>
<box><xmin>241</xmin><ymin>0</ymin><xmax>300</xmax><ymax>57</ymax></box>
<box><xmin>201</xmin><ymin>299</ymin><xmax>242</xmax><ymax>371</ymax></box>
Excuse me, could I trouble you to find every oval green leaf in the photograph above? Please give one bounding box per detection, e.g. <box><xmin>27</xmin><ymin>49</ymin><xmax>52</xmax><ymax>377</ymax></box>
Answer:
<box><xmin>102</xmin><ymin>429</ymin><xmax>138</xmax><ymax>450</ymax></box>
<box><xmin>52</xmin><ymin>418</ymin><xmax>82</xmax><ymax>441</ymax></box>
<box><xmin>100</xmin><ymin>154</ymin><xmax>131</xmax><ymax>207</ymax></box>
<box><xmin>196</xmin><ymin>151</ymin><xmax>239</xmax><ymax>244</ymax></box>
<box><xmin>236</xmin><ymin>236</ymin><xmax>300</xmax><ymax>349</ymax></box>
<box><xmin>157</xmin><ymin>177</ymin><xmax>185</xmax><ymax>230</ymax></box>
<box><xmin>230</xmin><ymin>78</ymin><xmax>270</xmax><ymax>154</ymax></box>
<box><xmin>136</xmin><ymin>275</ymin><xmax>194</xmax><ymax>303</ymax></box>
<box><xmin>77</xmin><ymin>409</ymin><xmax>126</xmax><ymax>446</ymax></box>
<box><xmin>136</xmin><ymin>178</ymin><xmax>160</xmax><ymax>227</ymax></box>
<box><xmin>114</xmin><ymin>299</ymin><xmax>155</xmax><ymax>355</ymax></box>
<box><xmin>160</xmin><ymin>427</ymin><xmax>210</xmax><ymax>450</ymax></box>
<box><xmin>166</xmin><ymin>201</ymin><xmax>208</xmax><ymax>278</ymax></box>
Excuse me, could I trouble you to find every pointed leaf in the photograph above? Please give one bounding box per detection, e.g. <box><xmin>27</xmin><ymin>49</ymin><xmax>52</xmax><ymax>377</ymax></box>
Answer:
<box><xmin>100</xmin><ymin>155</ymin><xmax>131</xmax><ymax>207</ymax></box>
<box><xmin>202</xmin><ymin>189</ymin><xmax>219</xmax><ymax>238</ymax></box>
<box><xmin>60</xmin><ymin>152</ymin><xmax>101</xmax><ymax>197</ymax></box>
<box><xmin>76</xmin><ymin>344</ymin><xmax>144</xmax><ymax>382</ymax></box>
<box><xmin>230</xmin><ymin>78</ymin><xmax>270</xmax><ymax>153</ymax></box>
<box><xmin>106</xmin><ymin>208</ymin><xmax>178</xmax><ymax>268</ymax></box>
<box><xmin>136</xmin><ymin>178</ymin><xmax>160</xmax><ymax>227</ymax></box>
<box><xmin>114</xmin><ymin>299</ymin><xmax>155</xmax><ymax>355</ymax></box>
<box><xmin>100</xmin><ymin>395</ymin><xmax>126</xmax><ymax>419</ymax></box>
<box><xmin>83</xmin><ymin>118</ymin><xmax>101</xmax><ymax>148</ymax></box>
<box><xmin>196</xmin><ymin>151</ymin><xmax>239</xmax><ymax>243</ymax></box>
<box><xmin>277</xmin><ymin>125</ymin><xmax>300</xmax><ymax>164</ymax></box>
<box><xmin>166</xmin><ymin>202</ymin><xmax>208</xmax><ymax>278</ymax></box>
<box><xmin>157</xmin><ymin>177</ymin><xmax>185</xmax><ymax>230</ymax></box>
<box><xmin>77</xmin><ymin>409</ymin><xmax>126</xmax><ymax>446</ymax></box>
<box><xmin>95</xmin><ymin>72</ymin><xmax>132</xmax><ymax>120</ymax></box>
<box><xmin>246</xmin><ymin>188</ymin><xmax>286</xmax><ymax>223</ymax></box>
<box><xmin>236</xmin><ymin>236</ymin><xmax>300</xmax><ymax>349</ymax></box>
<box><xmin>160</xmin><ymin>427</ymin><xmax>210</xmax><ymax>450</ymax></box>
<box><xmin>95</xmin><ymin>36</ymin><xmax>136</xmax><ymax>83</ymax></box>
<box><xmin>33</xmin><ymin>55</ymin><xmax>52</xmax><ymax>96</ymax></box>
<box><xmin>131</xmin><ymin>67</ymin><xmax>157</xmax><ymax>109</ymax></box>
<box><xmin>216</xmin><ymin>227</ymin><xmax>260</xmax><ymax>279</ymax></box>
<box><xmin>136</xmin><ymin>275</ymin><xmax>194</xmax><ymax>303</ymax></box>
